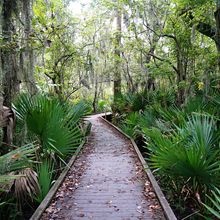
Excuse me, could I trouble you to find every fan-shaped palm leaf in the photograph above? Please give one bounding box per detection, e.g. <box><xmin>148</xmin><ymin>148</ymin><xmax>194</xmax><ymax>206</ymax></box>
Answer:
<box><xmin>15</xmin><ymin>168</ymin><xmax>39</xmax><ymax>202</ymax></box>
<box><xmin>0</xmin><ymin>144</ymin><xmax>36</xmax><ymax>176</ymax></box>
<box><xmin>35</xmin><ymin>160</ymin><xmax>54</xmax><ymax>203</ymax></box>
<box><xmin>0</xmin><ymin>143</ymin><xmax>36</xmax><ymax>195</ymax></box>
<box><xmin>183</xmin><ymin>115</ymin><xmax>216</xmax><ymax>154</ymax></box>
<box><xmin>14</xmin><ymin>94</ymin><xmax>88</xmax><ymax>159</ymax></box>
<box><xmin>203</xmin><ymin>187</ymin><xmax>220</xmax><ymax>219</ymax></box>
<box><xmin>145</xmin><ymin>115</ymin><xmax>220</xmax><ymax>191</ymax></box>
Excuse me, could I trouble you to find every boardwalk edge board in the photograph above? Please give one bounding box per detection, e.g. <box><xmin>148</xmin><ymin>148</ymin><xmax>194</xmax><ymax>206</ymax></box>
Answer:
<box><xmin>101</xmin><ymin>115</ymin><xmax>177</xmax><ymax>220</ymax></box>
<box><xmin>30</xmin><ymin>140</ymin><xmax>86</xmax><ymax>220</ymax></box>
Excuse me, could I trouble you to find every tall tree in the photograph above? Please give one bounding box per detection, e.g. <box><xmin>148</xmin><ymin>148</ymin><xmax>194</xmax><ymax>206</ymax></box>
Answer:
<box><xmin>113</xmin><ymin>2</ymin><xmax>122</xmax><ymax>101</ymax></box>
<box><xmin>178</xmin><ymin>0</ymin><xmax>220</xmax><ymax>73</ymax></box>
<box><xmin>22</xmin><ymin>0</ymin><xmax>38</xmax><ymax>95</ymax></box>
<box><xmin>0</xmin><ymin>1</ymin><xmax>3</xmax><ymax>144</ymax></box>
<box><xmin>214</xmin><ymin>0</ymin><xmax>220</xmax><ymax>71</ymax></box>
<box><xmin>2</xmin><ymin>0</ymin><xmax>19</xmax><ymax>107</ymax></box>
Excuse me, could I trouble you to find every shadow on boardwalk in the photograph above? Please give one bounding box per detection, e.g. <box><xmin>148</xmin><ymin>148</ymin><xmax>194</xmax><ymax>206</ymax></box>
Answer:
<box><xmin>42</xmin><ymin>115</ymin><xmax>165</xmax><ymax>220</ymax></box>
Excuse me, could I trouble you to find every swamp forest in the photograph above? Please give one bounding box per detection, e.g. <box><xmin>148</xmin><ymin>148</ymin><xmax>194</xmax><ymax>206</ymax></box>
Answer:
<box><xmin>0</xmin><ymin>0</ymin><xmax>220</xmax><ymax>219</ymax></box>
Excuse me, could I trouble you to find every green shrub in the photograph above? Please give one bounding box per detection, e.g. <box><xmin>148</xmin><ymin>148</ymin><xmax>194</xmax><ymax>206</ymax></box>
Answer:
<box><xmin>97</xmin><ymin>99</ymin><xmax>111</xmax><ymax>113</ymax></box>
<box><xmin>111</xmin><ymin>92</ymin><xmax>148</xmax><ymax>114</ymax></box>
<box><xmin>145</xmin><ymin>115</ymin><xmax>220</xmax><ymax>192</ymax></box>
<box><xmin>14</xmin><ymin>94</ymin><xmax>88</xmax><ymax>159</ymax></box>
<box><xmin>119</xmin><ymin>112</ymin><xmax>140</xmax><ymax>138</ymax></box>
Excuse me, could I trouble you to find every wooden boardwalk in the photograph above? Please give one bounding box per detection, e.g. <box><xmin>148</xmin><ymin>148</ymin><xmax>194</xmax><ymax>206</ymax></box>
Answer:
<box><xmin>42</xmin><ymin>115</ymin><xmax>165</xmax><ymax>220</ymax></box>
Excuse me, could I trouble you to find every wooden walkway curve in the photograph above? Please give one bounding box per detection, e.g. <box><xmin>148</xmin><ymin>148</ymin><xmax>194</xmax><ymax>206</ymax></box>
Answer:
<box><xmin>42</xmin><ymin>115</ymin><xmax>165</xmax><ymax>220</ymax></box>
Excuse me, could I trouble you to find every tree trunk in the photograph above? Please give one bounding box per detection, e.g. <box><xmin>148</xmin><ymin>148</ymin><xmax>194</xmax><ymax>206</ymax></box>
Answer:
<box><xmin>176</xmin><ymin>48</ymin><xmax>186</xmax><ymax>106</ymax></box>
<box><xmin>1</xmin><ymin>0</ymin><xmax>19</xmax><ymax>146</ymax></box>
<box><xmin>92</xmin><ymin>77</ymin><xmax>98</xmax><ymax>113</ymax></box>
<box><xmin>194</xmin><ymin>1</ymin><xmax>220</xmax><ymax>74</ymax></box>
<box><xmin>0</xmin><ymin>0</ymin><xmax>3</xmax><ymax>145</ymax></box>
<box><xmin>215</xmin><ymin>1</ymin><xmax>220</xmax><ymax>73</ymax></box>
<box><xmin>23</xmin><ymin>0</ymin><xmax>38</xmax><ymax>95</ymax></box>
<box><xmin>122</xmin><ymin>53</ymin><xmax>135</xmax><ymax>93</ymax></box>
<box><xmin>2</xmin><ymin>0</ymin><xmax>19</xmax><ymax>107</ymax></box>
<box><xmin>113</xmin><ymin>6</ymin><xmax>122</xmax><ymax>101</ymax></box>
<box><xmin>143</xmin><ymin>47</ymin><xmax>156</xmax><ymax>93</ymax></box>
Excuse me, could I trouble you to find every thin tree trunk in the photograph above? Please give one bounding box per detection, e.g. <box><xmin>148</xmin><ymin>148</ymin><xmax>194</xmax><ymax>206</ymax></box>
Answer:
<box><xmin>93</xmin><ymin>77</ymin><xmax>98</xmax><ymax>113</ymax></box>
<box><xmin>122</xmin><ymin>53</ymin><xmax>135</xmax><ymax>93</ymax></box>
<box><xmin>114</xmin><ymin>6</ymin><xmax>122</xmax><ymax>101</ymax></box>
<box><xmin>143</xmin><ymin>47</ymin><xmax>156</xmax><ymax>93</ymax></box>
<box><xmin>0</xmin><ymin>0</ymin><xmax>3</xmax><ymax>145</ymax></box>
<box><xmin>176</xmin><ymin>49</ymin><xmax>186</xmax><ymax>105</ymax></box>
<box><xmin>215</xmin><ymin>1</ymin><xmax>220</xmax><ymax>73</ymax></box>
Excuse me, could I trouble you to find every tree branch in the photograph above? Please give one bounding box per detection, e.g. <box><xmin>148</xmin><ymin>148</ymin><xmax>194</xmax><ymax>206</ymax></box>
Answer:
<box><xmin>149</xmin><ymin>53</ymin><xmax>178</xmax><ymax>73</ymax></box>
<box><xmin>180</xmin><ymin>10</ymin><xmax>216</xmax><ymax>42</ymax></box>
<box><xmin>196</xmin><ymin>22</ymin><xmax>216</xmax><ymax>41</ymax></box>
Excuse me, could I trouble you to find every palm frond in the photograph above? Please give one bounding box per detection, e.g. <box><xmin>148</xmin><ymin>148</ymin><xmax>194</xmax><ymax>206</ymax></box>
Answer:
<box><xmin>14</xmin><ymin>94</ymin><xmax>88</xmax><ymax>159</ymax></box>
<box><xmin>15</xmin><ymin>168</ymin><xmax>39</xmax><ymax>202</ymax></box>
<box><xmin>145</xmin><ymin>116</ymin><xmax>220</xmax><ymax>191</ymax></box>
<box><xmin>35</xmin><ymin>160</ymin><xmax>54</xmax><ymax>203</ymax></box>
<box><xmin>0</xmin><ymin>144</ymin><xmax>36</xmax><ymax>176</ymax></box>
<box><xmin>183</xmin><ymin>115</ymin><xmax>216</xmax><ymax>154</ymax></box>
<box><xmin>203</xmin><ymin>187</ymin><xmax>220</xmax><ymax>219</ymax></box>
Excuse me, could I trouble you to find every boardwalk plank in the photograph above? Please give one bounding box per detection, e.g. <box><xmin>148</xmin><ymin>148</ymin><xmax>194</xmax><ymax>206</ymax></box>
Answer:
<box><xmin>42</xmin><ymin>115</ymin><xmax>165</xmax><ymax>220</ymax></box>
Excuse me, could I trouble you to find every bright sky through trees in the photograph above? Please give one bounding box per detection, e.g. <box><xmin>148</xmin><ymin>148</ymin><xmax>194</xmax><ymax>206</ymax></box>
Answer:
<box><xmin>68</xmin><ymin>0</ymin><xmax>91</xmax><ymax>15</ymax></box>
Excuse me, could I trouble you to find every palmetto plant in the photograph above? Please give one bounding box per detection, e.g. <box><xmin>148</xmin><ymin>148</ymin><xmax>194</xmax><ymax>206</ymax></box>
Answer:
<box><xmin>0</xmin><ymin>144</ymin><xmax>36</xmax><ymax>185</ymax></box>
<box><xmin>203</xmin><ymin>187</ymin><xmax>220</xmax><ymax>219</ymax></box>
<box><xmin>7</xmin><ymin>94</ymin><xmax>89</xmax><ymax>207</ymax></box>
<box><xmin>120</xmin><ymin>110</ymin><xmax>157</xmax><ymax>139</ymax></box>
<box><xmin>14</xmin><ymin>94</ymin><xmax>88</xmax><ymax>159</ymax></box>
<box><xmin>184</xmin><ymin>95</ymin><xmax>206</xmax><ymax>114</ymax></box>
<box><xmin>120</xmin><ymin>112</ymin><xmax>142</xmax><ymax>138</ymax></box>
<box><xmin>127</xmin><ymin>92</ymin><xmax>148</xmax><ymax>112</ymax></box>
<box><xmin>157</xmin><ymin>105</ymin><xmax>186</xmax><ymax>128</ymax></box>
<box><xmin>145</xmin><ymin>115</ymin><xmax>220</xmax><ymax>193</ymax></box>
<box><xmin>35</xmin><ymin>160</ymin><xmax>54</xmax><ymax>203</ymax></box>
<box><xmin>0</xmin><ymin>144</ymin><xmax>38</xmax><ymax>209</ymax></box>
